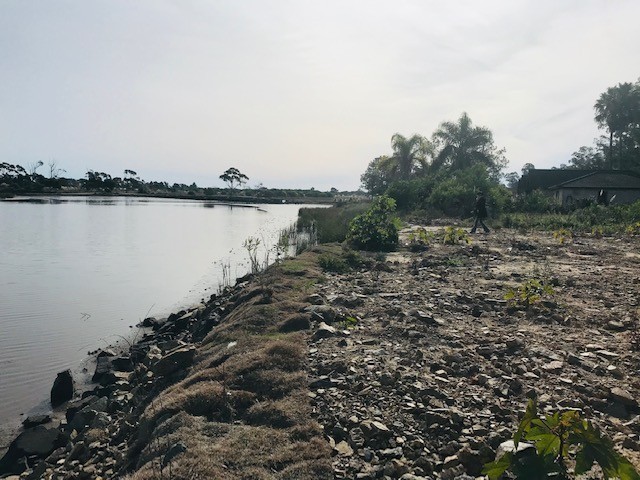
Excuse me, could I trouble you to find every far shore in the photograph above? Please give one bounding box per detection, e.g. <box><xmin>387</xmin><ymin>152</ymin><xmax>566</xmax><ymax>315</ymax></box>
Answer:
<box><xmin>0</xmin><ymin>190</ymin><xmax>339</xmax><ymax>204</ymax></box>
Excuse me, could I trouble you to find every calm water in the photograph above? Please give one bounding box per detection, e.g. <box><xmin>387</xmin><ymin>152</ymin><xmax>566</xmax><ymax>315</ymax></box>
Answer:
<box><xmin>0</xmin><ymin>196</ymin><xmax>304</xmax><ymax>438</ymax></box>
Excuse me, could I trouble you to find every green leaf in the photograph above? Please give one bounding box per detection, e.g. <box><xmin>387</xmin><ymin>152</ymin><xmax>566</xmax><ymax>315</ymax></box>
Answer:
<box><xmin>575</xmin><ymin>447</ymin><xmax>595</xmax><ymax>475</ymax></box>
<box><xmin>482</xmin><ymin>452</ymin><xmax>513</xmax><ymax>480</ymax></box>
<box><xmin>514</xmin><ymin>399</ymin><xmax>538</xmax><ymax>447</ymax></box>
<box><xmin>526</xmin><ymin>431</ymin><xmax>560</xmax><ymax>458</ymax></box>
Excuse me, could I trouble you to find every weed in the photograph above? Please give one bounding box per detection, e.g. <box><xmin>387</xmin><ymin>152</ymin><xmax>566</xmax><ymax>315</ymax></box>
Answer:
<box><xmin>442</xmin><ymin>226</ymin><xmax>471</xmax><ymax>245</ymax></box>
<box><xmin>243</xmin><ymin>237</ymin><xmax>262</xmax><ymax>274</ymax></box>
<box><xmin>337</xmin><ymin>316</ymin><xmax>358</xmax><ymax>330</ymax></box>
<box><xmin>483</xmin><ymin>399</ymin><xmax>639</xmax><ymax>480</ymax></box>
<box><xmin>317</xmin><ymin>253</ymin><xmax>349</xmax><ymax>273</ymax></box>
<box><xmin>626</xmin><ymin>221</ymin><xmax>640</xmax><ymax>235</ymax></box>
<box><xmin>591</xmin><ymin>225</ymin><xmax>604</xmax><ymax>238</ymax></box>
<box><xmin>505</xmin><ymin>278</ymin><xmax>554</xmax><ymax>309</ymax></box>
<box><xmin>407</xmin><ymin>227</ymin><xmax>435</xmax><ymax>251</ymax></box>
<box><xmin>553</xmin><ymin>228</ymin><xmax>573</xmax><ymax>244</ymax></box>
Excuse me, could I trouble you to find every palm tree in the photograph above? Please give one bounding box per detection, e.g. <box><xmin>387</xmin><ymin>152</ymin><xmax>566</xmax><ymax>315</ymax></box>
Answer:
<box><xmin>431</xmin><ymin>113</ymin><xmax>499</xmax><ymax>174</ymax></box>
<box><xmin>594</xmin><ymin>82</ymin><xmax>639</xmax><ymax>169</ymax></box>
<box><xmin>390</xmin><ymin>133</ymin><xmax>430</xmax><ymax>180</ymax></box>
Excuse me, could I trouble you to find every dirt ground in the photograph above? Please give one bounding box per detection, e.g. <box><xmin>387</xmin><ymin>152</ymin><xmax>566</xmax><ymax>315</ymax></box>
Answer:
<box><xmin>306</xmin><ymin>227</ymin><xmax>640</xmax><ymax>478</ymax></box>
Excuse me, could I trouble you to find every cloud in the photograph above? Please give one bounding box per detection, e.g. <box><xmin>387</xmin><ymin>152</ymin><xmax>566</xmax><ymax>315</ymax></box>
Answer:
<box><xmin>1</xmin><ymin>0</ymin><xmax>639</xmax><ymax>190</ymax></box>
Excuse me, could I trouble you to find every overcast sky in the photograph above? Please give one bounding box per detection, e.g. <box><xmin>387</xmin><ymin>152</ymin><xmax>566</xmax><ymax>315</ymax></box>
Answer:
<box><xmin>1</xmin><ymin>1</ymin><xmax>638</xmax><ymax>190</ymax></box>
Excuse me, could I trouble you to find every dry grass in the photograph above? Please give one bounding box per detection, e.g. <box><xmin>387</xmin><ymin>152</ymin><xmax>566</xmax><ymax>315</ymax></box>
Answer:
<box><xmin>125</xmin><ymin>251</ymin><xmax>332</xmax><ymax>479</ymax></box>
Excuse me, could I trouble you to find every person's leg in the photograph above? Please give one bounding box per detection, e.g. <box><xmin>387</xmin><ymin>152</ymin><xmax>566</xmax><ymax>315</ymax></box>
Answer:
<box><xmin>470</xmin><ymin>217</ymin><xmax>479</xmax><ymax>233</ymax></box>
<box><xmin>481</xmin><ymin>219</ymin><xmax>490</xmax><ymax>233</ymax></box>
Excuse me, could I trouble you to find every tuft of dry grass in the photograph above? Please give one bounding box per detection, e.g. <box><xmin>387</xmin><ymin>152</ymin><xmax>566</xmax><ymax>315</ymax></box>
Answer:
<box><xmin>125</xmin><ymin>251</ymin><xmax>332</xmax><ymax>479</ymax></box>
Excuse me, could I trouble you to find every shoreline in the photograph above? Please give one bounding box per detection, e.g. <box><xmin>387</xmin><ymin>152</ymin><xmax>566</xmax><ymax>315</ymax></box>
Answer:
<box><xmin>2</xmin><ymin>229</ymin><xmax>639</xmax><ymax>478</ymax></box>
<box><xmin>0</xmin><ymin>191</ymin><xmax>338</xmax><ymax>205</ymax></box>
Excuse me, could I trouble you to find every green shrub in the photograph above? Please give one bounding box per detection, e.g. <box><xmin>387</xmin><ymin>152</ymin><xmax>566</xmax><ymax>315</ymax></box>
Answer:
<box><xmin>483</xmin><ymin>399</ymin><xmax>639</xmax><ymax>480</ymax></box>
<box><xmin>347</xmin><ymin>195</ymin><xmax>399</xmax><ymax>251</ymax></box>
<box><xmin>505</xmin><ymin>278</ymin><xmax>554</xmax><ymax>308</ymax></box>
<box><xmin>552</xmin><ymin>228</ymin><xmax>573</xmax><ymax>244</ymax></box>
<box><xmin>441</xmin><ymin>226</ymin><xmax>471</xmax><ymax>245</ymax></box>
<box><xmin>317</xmin><ymin>253</ymin><xmax>349</xmax><ymax>273</ymax></box>
<box><xmin>406</xmin><ymin>227</ymin><xmax>435</xmax><ymax>251</ymax></box>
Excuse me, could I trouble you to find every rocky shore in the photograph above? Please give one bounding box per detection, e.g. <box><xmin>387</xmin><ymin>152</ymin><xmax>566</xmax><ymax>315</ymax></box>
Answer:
<box><xmin>1</xmin><ymin>227</ymin><xmax>639</xmax><ymax>479</ymax></box>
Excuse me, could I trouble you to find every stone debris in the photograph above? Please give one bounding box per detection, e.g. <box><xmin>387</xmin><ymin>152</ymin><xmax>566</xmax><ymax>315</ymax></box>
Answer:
<box><xmin>307</xmin><ymin>230</ymin><xmax>640</xmax><ymax>478</ymax></box>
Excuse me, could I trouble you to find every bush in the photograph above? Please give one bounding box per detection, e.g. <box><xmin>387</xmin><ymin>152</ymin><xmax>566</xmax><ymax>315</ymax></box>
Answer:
<box><xmin>483</xmin><ymin>399</ymin><xmax>639</xmax><ymax>479</ymax></box>
<box><xmin>317</xmin><ymin>254</ymin><xmax>349</xmax><ymax>273</ymax></box>
<box><xmin>347</xmin><ymin>195</ymin><xmax>399</xmax><ymax>251</ymax></box>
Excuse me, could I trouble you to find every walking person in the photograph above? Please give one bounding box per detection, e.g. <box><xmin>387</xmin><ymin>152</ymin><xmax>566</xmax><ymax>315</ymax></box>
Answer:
<box><xmin>470</xmin><ymin>191</ymin><xmax>490</xmax><ymax>234</ymax></box>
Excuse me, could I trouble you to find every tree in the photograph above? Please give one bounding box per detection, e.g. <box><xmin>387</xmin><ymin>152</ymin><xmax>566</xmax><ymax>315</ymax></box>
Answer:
<box><xmin>390</xmin><ymin>133</ymin><xmax>431</xmax><ymax>180</ymax></box>
<box><xmin>360</xmin><ymin>156</ymin><xmax>397</xmax><ymax>195</ymax></box>
<box><xmin>431</xmin><ymin>112</ymin><xmax>506</xmax><ymax>178</ymax></box>
<box><xmin>48</xmin><ymin>159</ymin><xmax>65</xmax><ymax>179</ymax></box>
<box><xmin>594</xmin><ymin>81</ymin><xmax>640</xmax><ymax>169</ymax></box>
<box><xmin>504</xmin><ymin>171</ymin><xmax>520</xmax><ymax>189</ymax></box>
<box><xmin>219</xmin><ymin>167</ymin><xmax>249</xmax><ymax>190</ymax></box>
<box><xmin>27</xmin><ymin>160</ymin><xmax>44</xmax><ymax>178</ymax></box>
<box><xmin>565</xmin><ymin>145</ymin><xmax>607</xmax><ymax>170</ymax></box>
<box><xmin>521</xmin><ymin>163</ymin><xmax>535</xmax><ymax>175</ymax></box>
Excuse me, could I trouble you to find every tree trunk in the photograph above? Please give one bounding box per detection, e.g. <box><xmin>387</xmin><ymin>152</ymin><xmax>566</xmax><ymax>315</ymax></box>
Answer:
<box><xmin>609</xmin><ymin>130</ymin><xmax>614</xmax><ymax>170</ymax></box>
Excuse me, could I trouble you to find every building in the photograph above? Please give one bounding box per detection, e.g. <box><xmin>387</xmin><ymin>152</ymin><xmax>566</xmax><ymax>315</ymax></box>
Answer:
<box><xmin>550</xmin><ymin>171</ymin><xmax>640</xmax><ymax>206</ymax></box>
<box><xmin>518</xmin><ymin>169</ymin><xmax>640</xmax><ymax>206</ymax></box>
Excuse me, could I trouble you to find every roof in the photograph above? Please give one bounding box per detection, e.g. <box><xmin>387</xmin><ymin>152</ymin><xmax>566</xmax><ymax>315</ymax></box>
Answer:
<box><xmin>550</xmin><ymin>171</ymin><xmax>640</xmax><ymax>190</ymax></box>
<box><xmin>518</xmin><ymin>169</ymin><xmax>640</xmax><ymax>193</ymax></box>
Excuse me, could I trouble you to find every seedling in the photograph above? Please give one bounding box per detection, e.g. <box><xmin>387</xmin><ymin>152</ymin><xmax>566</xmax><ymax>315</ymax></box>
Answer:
<box><xmin>626</xmin><ymin>222</ymin><xmax>640</xmax><ymax>236</ymax></box>
<box><xmin>505</xmin><ymin>278</ymin><xmax>554</xmax><ymax>309</ymax></box>
<box><xmin>553</xmin><ymin>228</ymin><xmax>573</xmax><ymax>244</ymax></box>
<box><xmin>407</xmin><ymin>227</ymin><xmax>435</xmax><ymax>251</ymax></box>
<box><xmin>442</xmin><ymin>226</ymin><xmax>471</xmax><ymax>245</ymax></box>
<box><xmin>483</xmin><ymin>399</ymin><xmax>639</xmax><ymax>480</ymax></box>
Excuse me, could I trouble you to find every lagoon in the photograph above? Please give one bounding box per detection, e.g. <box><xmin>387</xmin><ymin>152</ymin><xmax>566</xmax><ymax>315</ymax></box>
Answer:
<box><xmin>0</xmin><ymin>196</ymin><xmax>303</xmax><ymax>440</ymax></box>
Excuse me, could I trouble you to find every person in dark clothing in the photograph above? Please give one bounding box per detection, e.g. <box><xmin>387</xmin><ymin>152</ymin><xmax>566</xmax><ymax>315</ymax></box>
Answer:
<box><xmin>470</xmin><ymin>192</ymin><xmax>490</xmax><ymax>234</ymax></box>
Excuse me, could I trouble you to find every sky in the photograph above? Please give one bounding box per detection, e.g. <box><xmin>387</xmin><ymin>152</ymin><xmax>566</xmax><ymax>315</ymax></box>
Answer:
<box><xmin>1</xmin><ymin>1</ymin><xmax>639</xmax><ymax>191</ymax></box>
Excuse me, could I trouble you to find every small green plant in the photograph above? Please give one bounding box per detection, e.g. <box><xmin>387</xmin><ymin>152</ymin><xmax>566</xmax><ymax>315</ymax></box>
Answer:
<box><xmin>505</xmin><ymin>278</ymin><xmax>554</xmax><ymax>308</ymax></box>
<box><xmin>591</xmin><ymin>225</ymin><xmax>604</xmax><ymax>238</ymax></box>
<box><xmin>338</xmin><ymin>316</ymin><xmax>359</xmax><ymax>329</ymax></box>
<box><xmin>407</xmin><ymin>227</ymin><xmax>435</xmax><ymax>251</ymax></box>
<box><xmin>553</xmin><ymin>228</ymin><xmax>573</xmax><ymax>244</ymax></box>
<box><xmin>626</xmin><ymin>222</ymin><xmax>640</xmax><ymax>235</ymax></box>
<box><xmin>442</xmin><ymin>226</ymin><xmax>471</xmax><ymax>245</ymax></box>
<box><xmin>317</xmin><ymin>253</ymin><xmax>349</xmax><ymax>273</ymax></box>
<box><xmin>347</xmin><ymin>195</ymin><xmax>399</xmax><ymax>251</ymax></box>
<box><xmin>243</xmin><ymin>236</ymin><xmax>263</xmax><ymax>273</ymax></box>
<box><xmin>483</xmin><ymin>399</ymin><xmax>640</xmax><ymax>480</ymax></box>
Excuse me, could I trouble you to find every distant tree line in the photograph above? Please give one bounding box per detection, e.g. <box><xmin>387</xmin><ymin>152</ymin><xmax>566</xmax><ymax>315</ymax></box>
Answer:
<box><xmin>0</xmin><ymin>164</ymin><xmax>338</xmax><ymax>200</ymax></box>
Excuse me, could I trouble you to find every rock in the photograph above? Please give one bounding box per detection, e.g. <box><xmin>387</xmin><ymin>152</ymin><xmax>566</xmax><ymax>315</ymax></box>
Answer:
<box><xmin>92</xmin><ymin>356</ymin><xmax>113</xmax><ymax>382</ymax></box>
<box><xmin>610</xmin><ymin>387</ymin><xmax>637</xmax><ymax>407</ymax></box>
<box><xmin>495</xmin><ymin>440</ymin><xmax>535</xmax><ymax>459</ymax></box>
<box><xmin>152</xmin><ymin>346</ymin><xmax>196</xmax><ymax>376</ymax></box>
<box><xmin>306</xmin><ymin>294</ymin><xmax>325</xmax><ymax>305</ymax></box>
<box><xmin>334</xmin><ymin>440</ymin><xmax>354</xmax><ymax>456</ymax></box>
<box><xmin>312</xmin><ymin>322</ymin><xmax>337</xmax><ymax>340</ymax></box>
<box><xmin>111</xmin><ymin>356</ymin><xmax>133</xmax><ymax>372</ymax></box>
<box><xmin>51</xmin><ymin>370</ymin><xmax>74</xmax><ymax>407</ymax></box>
<box><xmin>0</xmin><ymin>426</ymin><xmax>65</xmax><ymax>474</ymax></box>
<box><xmin>141</xmin><ymin>316</ymin><xmax>159</xmax><ymax>328</ymax></box>
<box><xmin>306</xmin><ymin>305</ymin><xmax>337</xmax><ymax>323</ymax></box>
<box><xmin>22</xmin><ymin>414</ymin><xmax>51</xmax><ymax>428</ymax></box>
<box><xmin>97</xmin><ymin>348</ymin><xmax>116</xmax><ymax>358</ymax></box>
<box><xmin>606</xmin><ymin>320</ymin><xmax>627</xmax><ymax>331</ymax></box>
<box><xmin>542</xmin><ymin>360</ymin><xmax>563</xmax><ymax>372</ymax></box>
<box><xmin>279</xmin><ymin>314</ymin><xmax>311</xmax><ymax>332</ymax></box>
<box><xmin>162</xmin><ymin>441</ymin><xmax>187</xmax><ymax>467</ymax></box>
